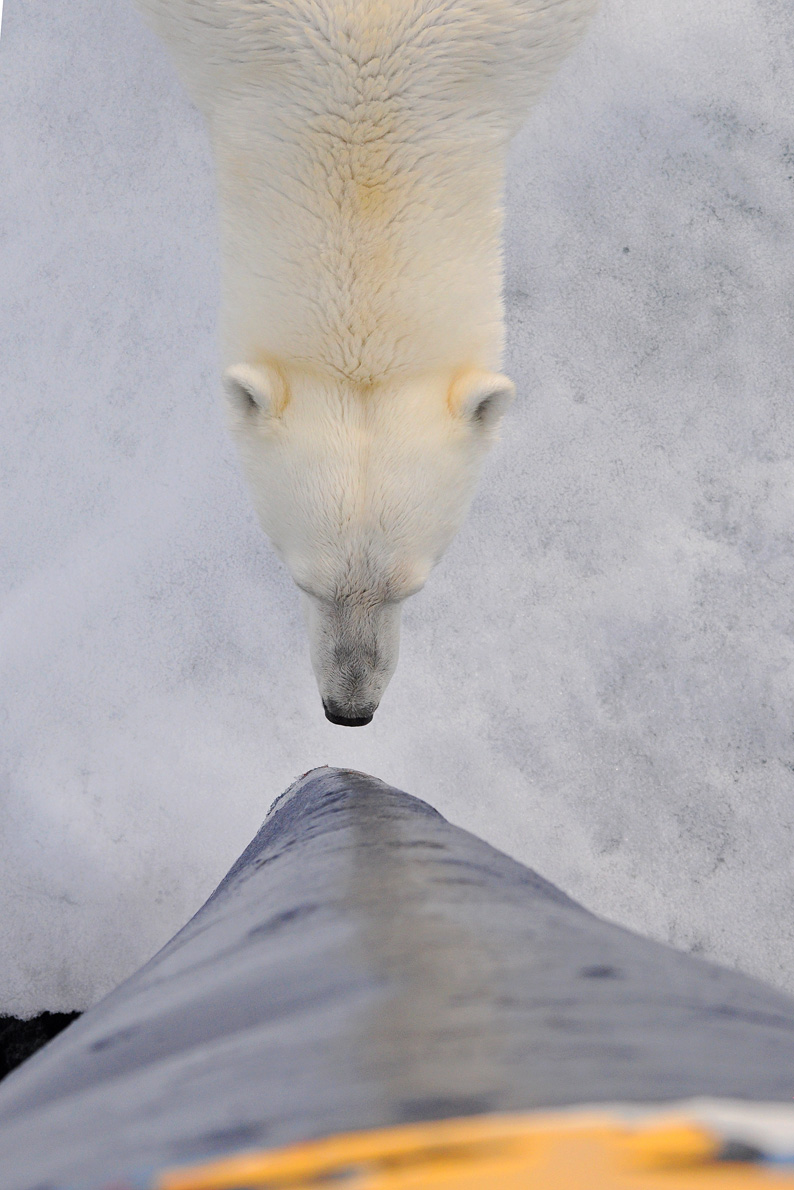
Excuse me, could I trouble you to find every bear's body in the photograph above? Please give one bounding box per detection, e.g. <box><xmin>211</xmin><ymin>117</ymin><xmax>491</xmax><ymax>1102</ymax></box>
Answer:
<box><xmin>134</xmin><ymin>0</ymin><xmax>597</xmax><ymax>722</ymax></box>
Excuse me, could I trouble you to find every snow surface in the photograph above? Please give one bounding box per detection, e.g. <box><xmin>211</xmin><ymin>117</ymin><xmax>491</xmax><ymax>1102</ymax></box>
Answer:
<box><xmin>1</xmin><ymin>0</ymin><xmax>793</xmax><ymax>1018</ymax></box>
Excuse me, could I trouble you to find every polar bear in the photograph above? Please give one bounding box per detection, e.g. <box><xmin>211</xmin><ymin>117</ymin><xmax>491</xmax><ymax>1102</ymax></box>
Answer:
<box><xmin>134</xmin><ymin>0</ymin><xmax>597</xmax><ymax>724</ymax></box>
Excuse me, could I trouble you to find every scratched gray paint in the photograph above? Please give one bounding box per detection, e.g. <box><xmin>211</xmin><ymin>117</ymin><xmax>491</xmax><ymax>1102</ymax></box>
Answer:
<box><xmin>0</xmin><ymin>767</ymin><xmax>793</xmax><ymax>1190</ymax></box>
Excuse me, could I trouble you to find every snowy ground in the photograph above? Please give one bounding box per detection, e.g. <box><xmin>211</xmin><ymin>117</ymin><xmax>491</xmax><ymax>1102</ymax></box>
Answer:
<box><xmin>1</xmin><ymin>0</ymin><xmax>793</xmax><ymax>1018</ymax></box>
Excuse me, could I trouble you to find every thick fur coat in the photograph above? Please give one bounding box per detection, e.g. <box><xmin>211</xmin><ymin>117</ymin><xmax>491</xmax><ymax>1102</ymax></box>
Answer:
<box><xmin>134</xmin><ymin>0</ymin><xmax>597</xmax><ymax>722</ymax></box>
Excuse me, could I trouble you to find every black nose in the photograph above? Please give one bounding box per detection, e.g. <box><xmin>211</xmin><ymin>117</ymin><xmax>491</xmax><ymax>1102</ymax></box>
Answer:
<box><xmin>323</xmin><ymin>704</ymin><xmax>374</xmax><ymax>727</ymax></box>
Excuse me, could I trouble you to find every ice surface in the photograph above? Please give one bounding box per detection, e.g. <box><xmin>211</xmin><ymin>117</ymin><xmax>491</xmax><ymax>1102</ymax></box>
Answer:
<box><xmin>1</xmin><ymin>0</ymin><xmax>793</xmax><ymax>1017</ymax></box>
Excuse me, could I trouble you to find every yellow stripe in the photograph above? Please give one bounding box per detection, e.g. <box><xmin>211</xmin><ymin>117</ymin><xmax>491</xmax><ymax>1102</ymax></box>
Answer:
<box><xmin>155</xmin><ymin>1109</ymin><xmax>794</xmax><ymax>1188</ymax></box>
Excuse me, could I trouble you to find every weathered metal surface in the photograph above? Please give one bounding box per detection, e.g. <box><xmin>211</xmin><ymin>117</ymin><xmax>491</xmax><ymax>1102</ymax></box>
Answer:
<box><xmin>0</xmin><ymin>767</ymin><xmax>793</xmax><ymax>1190</ymax></box>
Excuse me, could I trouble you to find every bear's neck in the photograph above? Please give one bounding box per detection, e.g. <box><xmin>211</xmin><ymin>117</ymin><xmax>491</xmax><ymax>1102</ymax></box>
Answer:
<box><xmin>211</xmin><ymin>113</ymin><xmax>509</xmax><ymax>385</ymax></box>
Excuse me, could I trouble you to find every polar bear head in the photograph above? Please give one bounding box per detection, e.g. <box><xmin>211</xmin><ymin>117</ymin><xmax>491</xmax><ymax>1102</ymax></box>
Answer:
<box><xmin>223</xmin><ymin>359</ymin><xmax>514</xmax><ymax>725</ymax></box>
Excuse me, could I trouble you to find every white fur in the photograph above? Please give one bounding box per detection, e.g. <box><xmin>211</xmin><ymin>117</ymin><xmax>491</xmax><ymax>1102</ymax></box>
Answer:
<box><xmin>134</xmin><ymin>0</ymin><xmax>597</xmax><ymax>721</ymax></box>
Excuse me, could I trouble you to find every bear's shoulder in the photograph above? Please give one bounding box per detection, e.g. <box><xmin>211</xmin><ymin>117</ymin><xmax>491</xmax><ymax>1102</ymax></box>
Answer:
<box><xmin>135</xmin><ymin>0</ymin><xmax>597</xmax><ymax>130</ymax></box>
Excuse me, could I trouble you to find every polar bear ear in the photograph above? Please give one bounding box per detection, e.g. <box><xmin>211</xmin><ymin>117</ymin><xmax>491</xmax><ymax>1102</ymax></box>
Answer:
<box><xmin>450</xmin><ymin>370</ymin><xmax>516</xmax><ymax>434</ymax></box>
<box><xmin>223</xmin><ymin>363</ymin><xmax>285</xmax><ymax>419</ymax></box>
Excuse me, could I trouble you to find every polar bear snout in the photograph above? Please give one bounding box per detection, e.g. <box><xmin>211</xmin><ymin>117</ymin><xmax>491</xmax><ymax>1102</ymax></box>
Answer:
<box><xmin>302</xmin><ymin>593</ymin><xmax>403</xmax><ymax>726</ymax></box>
<box><xmin>322</xmin><ymin>703</ymin><xmax>374</xmax><ymax>728</ymax></box>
